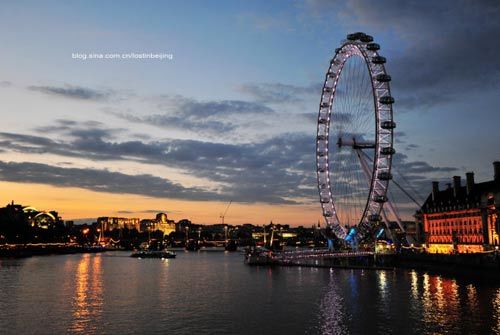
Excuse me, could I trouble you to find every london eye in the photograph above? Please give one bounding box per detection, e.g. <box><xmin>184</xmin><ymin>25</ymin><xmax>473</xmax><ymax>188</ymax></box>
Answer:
<box><xmin>316</xmin><ymin>32</ymin><xmax>395</xmax><ymax>242</ymax></box>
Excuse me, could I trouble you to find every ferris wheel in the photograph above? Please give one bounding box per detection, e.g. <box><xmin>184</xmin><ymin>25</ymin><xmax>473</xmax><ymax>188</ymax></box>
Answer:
<box><xmin>316</xmin><ymin>32</ymin><xmax>396</xmax><ymax>242</ymax></box>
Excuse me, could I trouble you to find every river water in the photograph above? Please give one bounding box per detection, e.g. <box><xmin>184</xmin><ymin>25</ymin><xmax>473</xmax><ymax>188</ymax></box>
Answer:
<box><xmin>0</xmin><ymin>251</ymin><xmax>498</xmax><ymax>334</ymax></box>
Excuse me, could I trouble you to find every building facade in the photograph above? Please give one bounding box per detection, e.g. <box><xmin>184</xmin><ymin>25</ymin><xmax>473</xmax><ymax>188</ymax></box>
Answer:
<box><xmin>97</xmin><ymin>217</ymin><xmax>140</xmax><ymax>231</ymax></box>
<box><xmin>421</xmin><ymin>162</ymin><xmax>500</xmax><ymax>253</ymax></box>
<box><xmin>140</xmin><ymin>213</ymin><xmax>175</xmax><ymax>235</ymax></box>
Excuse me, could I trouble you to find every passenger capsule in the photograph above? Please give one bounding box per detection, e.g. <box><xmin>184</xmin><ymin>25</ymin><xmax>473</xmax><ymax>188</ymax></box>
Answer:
<box><xmin>324</xmin><ymin>211</ymin><xmax>333</xmax><ymax>217</ymax></box>
<box><xmin>376</xmin><ymin>74</ymin><xmax>391</xmax><ymax>82</ymax></box>
<box><xmin>368</xmin><ymin>214</ymin><xmax>381</xmax><ymax>222</ymax></box>
<box><xmin>366</xmin><ymin>43</ymin><xmax>380</xmax><ymax>51</ymax></box>
<box><xmin>379</xmin><ymin>96</ymin><xmax>395</xmax><ymax>104</ymax></box>
<box><xmin>323</xmin><ymin>87</ymin><xmax>332</xmax><ymax>93</ymax></box>
<box><xmin>346</xmin><ymin>33</ymin><xmax>358</xmax><ymax>41</ymax></box>
<box><xmin>380</xmin><ymin>147</ymin><xmax>396</xmax><ymax>155</ymax></box>
<box><xmin>320</xmin><ymin>198</ymin><xmax>330</xmax><ymax>203</ymax></box>
<box><xmin>377</xmin><ymin>172</ymin><xmax>393</xmax><ymax>180</ymax></box>
<box><xmin>317</xmin><ymin>151</ymin><xmax>326</xmax><ymax>157</ymax></box>
<box><xmin>374</xmin><ymin>195</ymin><xmax>388</xmax><ymax>203</ymax></box>
<box><xmin>318</xmin><ymin>167</ymin><xmax>327</xmax><ymax>173</ymax></box>
<box><xmin>372</xmin><ymin>56</ymin><xmax>386</xmax><ymax>64</ymax></box>
<box><xmin>360</xmin><ymin>34</ymin><xmax>373</xmax><ymax>43</ymax></box>
<box><xmin>320</xmin><ymin>102</ymin><xmax>330</xmax><ymax>108</ymax></box>
<box><xmin>381</xmin><ymin>121</ymin><xmax>396</xmax><ymax>129</ymax></box>
<box><xmin>317</xmin><ymin>135</ymin><xmax>327</xmax><ymax>141</ymax></box>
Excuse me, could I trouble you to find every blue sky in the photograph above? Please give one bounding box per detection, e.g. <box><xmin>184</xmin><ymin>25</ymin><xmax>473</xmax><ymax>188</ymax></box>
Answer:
<box><xmin>0</xmin><ymin>0</ymin><xmax>499</xmax><ymax>224</ymax></box>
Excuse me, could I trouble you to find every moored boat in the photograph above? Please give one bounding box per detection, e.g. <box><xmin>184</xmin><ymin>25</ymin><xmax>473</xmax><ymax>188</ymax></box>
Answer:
<box><xmin>130</xmin><ymin>250</ymin><xmax>176</xmax><ymax>259</ymax></box>
<box><xmin>244</xmin><ymin>247</ymin><xmax>274</xmax><ymax>265</ymax></box>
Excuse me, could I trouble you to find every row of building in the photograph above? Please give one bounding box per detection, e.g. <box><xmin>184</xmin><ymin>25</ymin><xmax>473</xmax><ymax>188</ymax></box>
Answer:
<box><xmin>97</xmin><ymin>213</ymin><xmax>176</xmax><ymax>235</ymax></box>
<box><xmin>418</xmin><ymin>162</ymin><xmax>500</xmax><ymax>253</ymax></box>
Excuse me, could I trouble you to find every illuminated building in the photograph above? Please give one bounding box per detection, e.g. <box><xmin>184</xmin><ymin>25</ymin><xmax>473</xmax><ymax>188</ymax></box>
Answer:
<box><xmin>154</xmin><ymin>213</ymin><xmax>175</xmax><ymax>235</ymax></box>
<box><xmin>140</xmin><ymin>213</ymin><xmax>175</xmax><ymax>235</ymax></box>
<box><xmin>97</xmin><ymin>217</ymin><xmax>140</xmax><ymax>231</ymax></box>
<box><xmin>21</xmin><ymin>206</ymin><xmax>61</xmax><ymax>229</ymax></box>
<box><xmin>421</xmin><ymin>162</ymin><xmax>500</xmax><ymax>253</ymax></box>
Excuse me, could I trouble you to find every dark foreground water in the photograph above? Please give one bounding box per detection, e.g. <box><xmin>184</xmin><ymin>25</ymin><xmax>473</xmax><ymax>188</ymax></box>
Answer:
<box><xmin>0</xmin><ymin>251</ymin><xmax>498</xmax><ymax>335</ymax></box>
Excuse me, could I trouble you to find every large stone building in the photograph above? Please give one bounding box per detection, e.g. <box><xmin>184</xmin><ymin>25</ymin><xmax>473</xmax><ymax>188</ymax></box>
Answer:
<box><xmin>420</xmin><ymin>162</ymin><xmax>500</xmax><ymax>253</ymax></box>
<box><xmin>97</xmin><ymin>217</ymin><xmax>140</xmax><ymax>231</ymax></box>
<box><xmin>140</xmin><ymin>213</ymin><xmax>175</xmax><ymax>235</ymax></box>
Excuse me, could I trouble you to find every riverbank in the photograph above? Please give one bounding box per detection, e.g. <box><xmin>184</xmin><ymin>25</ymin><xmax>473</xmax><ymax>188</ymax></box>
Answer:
<box><xmin>0</xmin><ymin>244</ymin><xmax>108</xmax><ymax>258</ymax></box>
<box><xmin>247</xmin><ymin>250</ymin><xmax>500</xmax><ymax>279</ymax></box>
<box><xmin>396</xmin><ymin>252</ymin><xmax>500</xmax><ymax>280</ymax></box>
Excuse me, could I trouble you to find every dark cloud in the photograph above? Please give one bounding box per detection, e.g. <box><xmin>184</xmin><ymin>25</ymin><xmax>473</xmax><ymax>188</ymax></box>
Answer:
<box><xmin>116</xmin><ymin>113</ymin><xmax>236</xmax><ymax>135</ymax></box>
<box><xmin>0</xmin><ymin>161</ymin><xmax>220</xmax><ymax>202</ymax></box>
<box><xmin>305</xmin><ymin>0</ymin><xmax>500</xmax><ymax>111</ymax></box>
<box><xmin>35</xmin><ymin>119</ymin><xmax>123</xmax><ymax>140</ymax></box>
<box><xmin>405</xmin><ymin>144</ymin><xmax>419</xmax><ymax>151</ymax></box>
<box><xmin>238</xmin><ymin>82</ymin><xmax>321</xmax><ymax>104</ymax></box>
<box><xmin>114</xmin><ymin>95</ymin><xmax>274</xmax><ymax>136</ymax></box>
<box><xmin>0</xmin><ymin>119</ymin><xmax>457</xmax><ymax>209</ymax></box>
<box><xmin>388</xmin><ymin>152</ymin><xmax>459</xmax><ymax>207</ymax></box>
<box><xmin>156</xmin><ymin>95</ymin><xmax>274</xmax><ymax>117</ymax></box>
<box><xmin>0</xmin><ymin>127</ymin><xmax>315</xmax><ymax>204</ymax></box>
<box><xmin>28</xmin><ymin>85</ymin><xmax>112</xmax><ymax>101</ymax></box>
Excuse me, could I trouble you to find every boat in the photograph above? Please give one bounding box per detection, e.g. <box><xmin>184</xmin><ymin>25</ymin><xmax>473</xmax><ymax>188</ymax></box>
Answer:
<box><xmin>224</xmin><ymin>239</ymin><xmax>238</xmax><ymax>252</ymax></box>
<box><xmin>130</xmin><ymin>249</ymin><xmax>176</xmax><ymax>259</ymax></box>
<box><xmin>185</xmin><ymin>239</ymin><xmax>200</xmax><ymax>251</ymax></box>
<box><xmin>244</xmin><ymin>246</ymin><xmax>274</xmax><ymax>265</ymax></box>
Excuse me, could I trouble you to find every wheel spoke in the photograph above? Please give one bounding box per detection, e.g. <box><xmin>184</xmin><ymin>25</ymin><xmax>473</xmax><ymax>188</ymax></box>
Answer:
<box><xmin>316</xmin><ymin>33</ymin><xmax>395</xmax><ymax>241</ymax></box>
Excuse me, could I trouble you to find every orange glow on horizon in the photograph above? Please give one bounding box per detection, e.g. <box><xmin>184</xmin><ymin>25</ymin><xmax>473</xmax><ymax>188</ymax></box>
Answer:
<box><xmin>0</xmin><ymin>181</ymin><xmax>321</xmax><ymax>226</ymax></box>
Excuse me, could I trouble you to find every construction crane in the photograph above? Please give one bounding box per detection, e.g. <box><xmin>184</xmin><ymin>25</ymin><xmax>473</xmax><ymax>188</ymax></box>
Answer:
<box><xmin>220</xmin><ymin>200</ymin><xmax>232</xmax><ymax>226</ymax></box>
<box><xmin>220</xmin><ymin>200</ymin><xmax>232</xmax><ymax>242</ymax></box>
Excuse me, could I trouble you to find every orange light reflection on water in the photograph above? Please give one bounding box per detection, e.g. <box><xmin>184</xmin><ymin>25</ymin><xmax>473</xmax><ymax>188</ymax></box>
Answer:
<box><xmin>69</xmin><ymin>254</ymin><xmax>103</xmax><ymax>334</ymax></box>
<box><xmin>421</xmin><ymin>273</ymin><xmax>461</xmax><ymax>330</ymax></box>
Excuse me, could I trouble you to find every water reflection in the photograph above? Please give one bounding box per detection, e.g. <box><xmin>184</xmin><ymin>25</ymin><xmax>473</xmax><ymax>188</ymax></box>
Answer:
<box><xmin>68</xmin><ymin>254</ymin><xmax>103</xmax><ymax>334</ymax></box>
<box><xmin>421</xmin><ymin>274</ymin><xmax>461</xmax><ymax>332</ymax></box>
<box><xmin>315</xmin><ymin>269</ymin><xmax>499</xmax><ymax>334</ymax></box>
<box><xmin>316</xmin><ymin>271</ymin><xmax>348</xmax><ymax>335</ymax></box>
<box><xmin>410</xmin><ymin>270</ymin><xmax>418</xmax><ymax>300</ymax></box>
<box><xmin>1</xmin><ymin>252</ymin><xmax>499</xmax><ymax>335</ymax></box>
<box><xmin>494</xmin><ymin>289</ymin><xmax>500</xmax><ymax>333</ymax></box>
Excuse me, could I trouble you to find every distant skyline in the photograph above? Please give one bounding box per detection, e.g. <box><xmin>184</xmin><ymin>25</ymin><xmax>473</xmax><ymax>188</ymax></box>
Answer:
<box><xmin>1</xmin><ymin>1</ymin><xmax>499</xmax><ymax>225</ymax></box>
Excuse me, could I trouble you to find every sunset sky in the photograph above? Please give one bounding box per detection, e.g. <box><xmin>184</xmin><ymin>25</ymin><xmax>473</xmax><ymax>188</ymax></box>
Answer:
<box><xmin>1</xmin><ymin>1</ymin><xmax>499</xmax><ymax>225</ymax></box>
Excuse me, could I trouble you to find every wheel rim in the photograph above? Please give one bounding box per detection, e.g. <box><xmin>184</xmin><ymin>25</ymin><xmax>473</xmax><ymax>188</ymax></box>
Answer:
<box><xmin>316</xmin><ymin>33</ymin><xmax>395</xmax><ymax>241</ymax></box>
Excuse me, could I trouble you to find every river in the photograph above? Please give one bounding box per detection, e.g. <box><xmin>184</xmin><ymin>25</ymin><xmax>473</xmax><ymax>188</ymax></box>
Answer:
<box><xmin>0</xmin><ymin>251</ymin><xmax>498</xmax><ymax>334</ymax></box>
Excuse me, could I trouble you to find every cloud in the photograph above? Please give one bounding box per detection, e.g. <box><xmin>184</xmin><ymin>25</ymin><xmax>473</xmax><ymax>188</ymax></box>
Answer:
<box><xmin>238</xmin><ymin>82</ymin><xmax>321</xmax><ymax>104</ymax></box>
<box><xmin>0</xmin><ymin>161</ymin><xmax>220</xmax><ymax>201</ymax></box>
<box><xmin>156</xmin><ymin>95</ymin><xmax>274</xmax><ymax>116</ymax></box>
<box><xmin>0</xmin><ymin>81</ymin><xmax>12</xmax><ymax>87</ymax></box>
<box><xmin>304</xmin><ymin>0</ymin><xmax>500</xmax><ymax>111</ymax></box>
<box><xmin>117</xmin><ymin>113</ymin><xmax>236</xmax><ymax>135</ymax></box>
<box><xmin>0</xmin><ymin>119</ymin><xmax>458</xmax><ymax>209</ymax></box>
<box><xmin>34</xmin><ymin>119</ymin><xmax>124</xmax><ymax>140</ymax></box>
<box><xmin>114</xmin><ymin>94</ymin><xmax>274</xmax><ymax>136</ymax></box>
<box><xmin>405</xmin><ymin>144</ymin><xmax>419</xmax><ymax>151</ymax></box>
<box><xmin>0</xmin><ymin>124</ymin><xmax>315</xmax><ymax>204</ymax></box>
<box><xmin>28</xmin><ymin>84</ymin><xmax>112</xmax><ymax>101</ymax></box>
